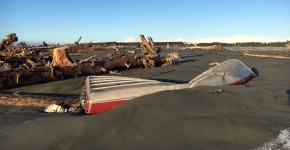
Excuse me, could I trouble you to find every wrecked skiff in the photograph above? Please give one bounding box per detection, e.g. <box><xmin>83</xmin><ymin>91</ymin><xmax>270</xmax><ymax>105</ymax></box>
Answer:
<box><xmin>80</xmin><ymin>59</ymin><xmax>255</xmax><ymax>114</ymax></box>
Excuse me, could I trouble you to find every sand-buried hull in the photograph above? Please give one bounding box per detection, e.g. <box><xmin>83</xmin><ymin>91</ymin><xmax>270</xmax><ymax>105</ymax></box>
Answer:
<box><xmin>189</xmin><ymin>59</ymin><xmax>255</xmax><ymax>87</ymax></box>
<box><xmin>82</xmin><ymin>59</ymin><xmax>255</xmax><ymax>114</ymax></box>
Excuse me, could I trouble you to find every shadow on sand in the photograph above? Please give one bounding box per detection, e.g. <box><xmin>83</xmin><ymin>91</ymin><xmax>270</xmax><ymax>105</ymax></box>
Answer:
<box><xmin>251</xmin><ymin>68</ymin><xmax>259</xmax><ymax>76</ymax></box>
<box><xmin>153</xmin><ymin>78</ymin><xmax>187</xmax><ymax>84</ymax></box>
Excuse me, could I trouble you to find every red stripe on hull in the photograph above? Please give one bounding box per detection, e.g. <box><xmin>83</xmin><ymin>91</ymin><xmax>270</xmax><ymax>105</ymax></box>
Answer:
<box><xmin>229</xmin><ymin>74</ymin><xmax>254</xmax><ymax>85</ymax></box>
<box><xmin>85</xmin><ymin>99</ymin><xmax>128</xmax><ymax>114</ymax></box>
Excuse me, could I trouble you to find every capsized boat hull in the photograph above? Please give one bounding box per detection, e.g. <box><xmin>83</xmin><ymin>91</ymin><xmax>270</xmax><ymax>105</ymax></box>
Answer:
<box><xmin>81</xmin><ymin>59</ymin><xmax>255</xmax><ymax>114</ymax></box>
<box><xmin>189</xmin><ymin>59</ymin><xmax>255</xmax><ymax>87</ymax></box>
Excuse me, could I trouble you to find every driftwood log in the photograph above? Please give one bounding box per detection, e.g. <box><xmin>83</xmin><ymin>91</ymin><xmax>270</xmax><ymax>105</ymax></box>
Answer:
<box><xmin>0</xmin><ymin>53</ymin><xmax>167</xmax><ymax>89</ymax></box>
<box><xmin>0</xmin><ymin>93</ymin><xmax>80</xmax><ymax>108</ymax></box>
<box><xmin>243</xmin><ymin>52</ymin><xmax>290</xmax><ymax>59</ymax></box>
<box><xmin>0</xmin><ymin>33</ymin><xmax>18</xmax><ymax>51</ymax></box>
<box><xmin>0</xmin><ymin>53</ymin><xmax>168</xmax><ymax>108</ymax></box>
<box><xmin>74</xmin><ymin>36</ymin><xmax>82</xmax><ymax>46</ymax></box>
<box><xmin>0</xmin><ymin>33</ymin><xmax>183</xmax><ymax>90</ymax></box>
<box><xmin>180</xmin><ymin>44</ymin><xmax>228</xmax><ymax>52</ymax></box>
<box><xmin>140</xmin><ymin>34</ymin><xmax>158</xmax><ymax>57</ymax></box>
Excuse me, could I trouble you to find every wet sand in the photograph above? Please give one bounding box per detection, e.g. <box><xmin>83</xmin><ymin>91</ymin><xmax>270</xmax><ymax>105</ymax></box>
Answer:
<box><xmin>0</xmin><ymin>48</ymin><xmax>289</xmax><ymax>150</ymax></box>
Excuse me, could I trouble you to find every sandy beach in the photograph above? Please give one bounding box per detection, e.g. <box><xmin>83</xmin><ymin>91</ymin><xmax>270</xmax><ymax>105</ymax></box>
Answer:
<box><xmin>0</xmin><ymin>48</ymin><xmax>289</xmax><ymax>149</ymax></box>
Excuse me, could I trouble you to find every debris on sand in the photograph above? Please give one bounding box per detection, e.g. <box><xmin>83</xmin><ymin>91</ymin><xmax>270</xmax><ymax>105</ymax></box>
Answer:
<box><xmin>243</xmin><ymin>51</ymin><xmax>290</xmax><ymax>59</ymax></box>
<box><xmin>0</xmin><ymin>93</ymin><xmax>80</xmax><ymax>108</ymax></box>
<box><xmin>286</xmin><ymin>42</ymin><xmax>290</xmax><ymax>48</ymax></box>
<box><xmin>215</xmin><ymin>89</ymin><xmax>224</xmax><ymax>95</ymax></box>
<box><xmin>44</xmin><ymin>104</ymin><xmax>81</xmax><ymax>113</ymax></box>
<box><xmin>162</xmin><ymin>52</ymin><xmax>183</xmax><ymax>66</ymax></box>
<box><xmin>125</xmin><ymin>63</ymin><xmax>130</xmax><ymax>70</ymax></box>
<box><xmin>207</xmin><ymin>61</ymin><xmax>220</xmax><ymax>66</ymax></box>
<box><xmin>140</xmin><ymin>34</ymin><xmax>157</xmax><ymax>57</ymax></box>
<box><xmin>127</xmin><ymin>50</ymin><xmax>136</xmax><ymax>54</ymax></box>
<box><xmin>109</xmin><ymin>70</ymin><xmax>121</xmax><ymax>74</ymax></box>
<box><xmin>0</xmin><ymin>33</ymin><xmax>183</xmax><ymax>89</ymax></box>
<box><xmin>107</xmin><ymin>51</ymin><xmax>125</xmax><ymax>59</ymax></box>
<box><xmin>180</xmin><ymin>44</ymin><xmax>229</xmax><ymax>52</ymax></box>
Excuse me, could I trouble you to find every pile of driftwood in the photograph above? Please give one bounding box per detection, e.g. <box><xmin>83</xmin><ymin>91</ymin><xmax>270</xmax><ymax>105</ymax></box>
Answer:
<box><xmin>0</xmin><ymin>33</ymin><xmax>182</xmax><ymax>90</ymax></box>
<box><xmin>0</xmin><ymin>33</ymin><xmax>32</xmax><ymax>57</ymax></box>
<box><xmin>66</xmin><ymin>36</ymin><xmax>123</xmax><ymax>53</ymax></box>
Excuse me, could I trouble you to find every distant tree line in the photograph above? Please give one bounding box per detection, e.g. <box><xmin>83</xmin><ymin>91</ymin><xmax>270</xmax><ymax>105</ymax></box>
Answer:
<box><xmin>196</xmin><ymin>41</ymin><xmax>290</xmax><ymax>47</ymax></box>
<box><xmin>92</xmin><ymin>41</ymin><xmax>290</xmax><ymax>47</ymax></box>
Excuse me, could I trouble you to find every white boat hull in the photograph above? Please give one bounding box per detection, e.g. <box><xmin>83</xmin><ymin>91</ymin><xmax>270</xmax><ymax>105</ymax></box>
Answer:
<box><xmin>81</xmin><ymin>59</ymin><xmax>255</xmax><ymax>114</ymax></box>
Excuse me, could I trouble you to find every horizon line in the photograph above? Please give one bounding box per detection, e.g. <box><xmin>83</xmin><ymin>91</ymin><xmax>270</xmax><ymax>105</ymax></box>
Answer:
<box><xmin>8</xmin><ymin>34</ymin><xmax>290</xmax><ymax>45</ymax></box>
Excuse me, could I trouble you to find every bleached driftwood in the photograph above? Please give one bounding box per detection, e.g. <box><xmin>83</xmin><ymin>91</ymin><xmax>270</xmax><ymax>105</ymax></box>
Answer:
<box><xmin>127</xmin><ymin>50</ymin><xmax>136</xmax><ymax>54</ymax></box>
<box><xmin>207</xmin><ymin>61</ymin><xmax>220</xmax><ymax>66</ymax></box>
<box><xmin>243</xmin><ymin>52</ymin><xmax>290</xmax><ymax>59</ymax></box>
<box><xmin>125</xmin><ymin>63</ymin><xmax>130</xmax><ymax>70</ymax></box>
<box><xmin>79</xmin><ymin>55</ymin><xmax>98</xmax><ymax>64</ymax></box>
<box><xmin>0</xmin><ymin>93</ymin><xmax>80</xmax><ymax>108</ymax></box>
<box><xmin>182</xmin><ymin>45</ymin><xmax>228</xmax><ymax>52</ymax></box>
<box><xmin>109</xmin><ymin>70</ymin><xmax>121</xmax><ymax>74</ymax></box>
<box><xmin>163</xmin><ymin>52</ymin><xmax>183</xmax><ymax>66</ymax></box>
<box><xmin>286</xmin><ymin>42</ymin><xmax>290</xmax><ymax>48</ymax></box>
<box><xmin>140</xmin><ymin>34</ymin><xmax>157</xmax><ymax>57</ymax></box>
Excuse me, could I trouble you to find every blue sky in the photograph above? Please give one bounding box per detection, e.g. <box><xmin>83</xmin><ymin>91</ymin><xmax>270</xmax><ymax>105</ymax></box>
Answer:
<box><xmin>0</xmin><ymin>0</ymin><xmax>289</xmax><ymax>45</ymax></box>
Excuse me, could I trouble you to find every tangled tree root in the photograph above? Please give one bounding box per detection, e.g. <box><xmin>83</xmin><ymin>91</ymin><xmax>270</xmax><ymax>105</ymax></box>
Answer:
<box><xmin>162</xmin><ymin>52</ymin><xmax>183</xmax><ymax>66</ymax></box>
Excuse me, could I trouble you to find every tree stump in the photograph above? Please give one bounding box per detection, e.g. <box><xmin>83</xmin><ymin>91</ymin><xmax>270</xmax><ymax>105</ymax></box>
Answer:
<box><xmin>140</xmin><ymin>34</ymin><xmax>157</xmax><ymax>57</ymax></box>
<box><xmin>51</xmin><ymin>46</ymin><xmax>74</xmax><ymax>66</ymax></box>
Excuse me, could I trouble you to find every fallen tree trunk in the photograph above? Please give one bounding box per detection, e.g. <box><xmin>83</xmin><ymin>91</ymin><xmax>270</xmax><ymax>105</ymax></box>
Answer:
<box><xmin>181</xmin><ymin>45</ymin><xmax>229</xmax><ymax>52</ymax></box>
<box><xmin>0</xmin><ymin>93</ymin><xmax>80</xmax><ymax>108</ymax></box>
<box><xmin>0</xmin><ymin>55</ymin><xmax>167</xmax><ymax>89</ymax></box>
<box><xmin>0</xmin><ymin>35</ymin><xmax>179</xmax><ymax>90</ymax></box>
<box><xmin>0</xmin><ymin>55</ymin><xmax>52</xmax><ymax>64</ymax></box>
<box><xmin>0</xmin><ymin>62</ymin><xmax>103</xmax><ymax>89</ymax></box>
<box><xmin>0</xmin><ymin>51</ymin><xmax>12</xmax><ymax>57</ymax></box>
<box><xmin>243</xmin><ymin>52</ymin><xmax>290</xmax><ymax>59</ymax></box>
